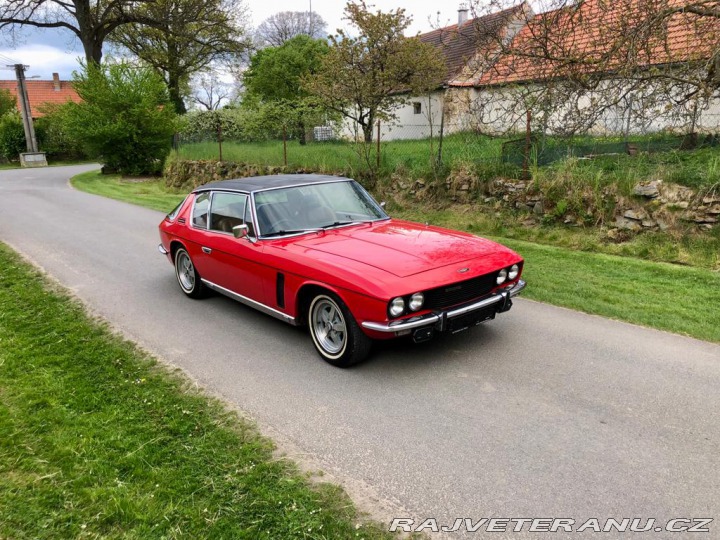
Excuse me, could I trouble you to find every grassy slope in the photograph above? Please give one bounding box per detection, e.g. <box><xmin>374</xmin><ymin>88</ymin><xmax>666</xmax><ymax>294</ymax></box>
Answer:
<box><xmin>72</xmin><ymin>170</ymin><xmax>186</xmax><ymax>213</ymax></box>
<box><xmin>70</xmin><ymin>170</ymin><xmax>720</xmax><ymax>343</ymax></box>
<box><xmin>0</xmin><ymin>242</ymin><xmax>396</xmax><ymax>539</ymax></box>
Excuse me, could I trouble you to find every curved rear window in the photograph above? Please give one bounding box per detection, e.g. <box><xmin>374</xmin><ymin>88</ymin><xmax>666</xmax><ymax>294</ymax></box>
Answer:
<box><xmin>166</xmin><ymin>196</ymin><xmax>188</xmax><ymax>221</ymax></box>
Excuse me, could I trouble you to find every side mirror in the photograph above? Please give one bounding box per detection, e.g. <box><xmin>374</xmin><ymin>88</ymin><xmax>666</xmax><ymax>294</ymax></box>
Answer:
<box><xmin>232</xmin><ymin>223</ymin><xmax>249</xmax><ymax>239</ymax></box>
<box><xmin>380</xmin><ymin>201</ymin><xmax>386</xmax><ymax>208</ymax></box>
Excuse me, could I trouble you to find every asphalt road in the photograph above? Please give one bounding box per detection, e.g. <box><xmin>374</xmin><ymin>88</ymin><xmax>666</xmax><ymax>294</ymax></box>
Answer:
<box><xmin>1</xmin><ymin>165</ymin><xmax>719</xmax><ymax>539</ymax></box>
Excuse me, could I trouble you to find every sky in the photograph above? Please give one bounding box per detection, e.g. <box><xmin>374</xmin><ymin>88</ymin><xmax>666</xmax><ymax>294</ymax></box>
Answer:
<box><xmin>0</xmin><ymin>0</ymin><xmax>470</xmax><ymax>81</ymax></box>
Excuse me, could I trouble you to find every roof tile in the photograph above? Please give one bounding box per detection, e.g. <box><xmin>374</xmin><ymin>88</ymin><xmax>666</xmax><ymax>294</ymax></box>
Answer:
<box><xmin>0</xmin><ymin>78</ymin><xmax>81</xmax><ymax>117</ymax></box>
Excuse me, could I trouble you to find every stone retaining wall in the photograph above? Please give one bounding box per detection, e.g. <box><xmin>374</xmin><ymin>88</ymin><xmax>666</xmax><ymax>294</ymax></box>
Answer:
<box><xmin>165</xmin><ymin>159</ymin><xmax>718</xmax><ymax>236</ymax></box>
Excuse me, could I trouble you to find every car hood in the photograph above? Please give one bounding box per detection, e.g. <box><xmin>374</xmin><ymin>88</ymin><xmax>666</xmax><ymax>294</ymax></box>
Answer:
<box><xmin>294</xmin><ymin>219</ymin><xmax>514</xmax><ymax>278</ymax></box>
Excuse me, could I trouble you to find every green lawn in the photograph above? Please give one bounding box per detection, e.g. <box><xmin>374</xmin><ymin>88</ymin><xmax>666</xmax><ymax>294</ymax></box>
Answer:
<box><xmin>71</xmin><ymin>170</ymin><xmax>720</xmax><ymax>343</ymax></box>
<box><xmin>177</xmin><ymin>133</ymin><xmax>506</xmax><ymax>179</ymax></box>
<box><xmin>0</xmin><ymin>242</ymin><xmax>397</xmax><ymax>539</ymax></box>
<box><xmin>502</xmin><ymin>238</ymin><xmax>720</xmax><ymax>342</ymax></box>
<box><xmin>177</xmin><ymin>135</ymin><xmax>720</xmax><ymax>189</ymax></box>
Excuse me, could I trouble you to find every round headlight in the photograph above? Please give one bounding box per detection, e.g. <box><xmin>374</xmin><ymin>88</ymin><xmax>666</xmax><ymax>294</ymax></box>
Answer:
<box><xmin>389</xmin><ymin>297</ymin><xmax>405</xmax><ymax>317</ymax></box>
<box><xmin>508</xmin><ymin>264</ymin><xmax>519</xmax><ymax>280</ymax></box>
<box><xmin>496</xmin><ymin>268</ymin><xmax>508</xmax><ymax>285</ymax></box>
<box><xmin>409</xmin><ymin>292</ymin><xmax>424</xmax><ymax>311</ymax></box>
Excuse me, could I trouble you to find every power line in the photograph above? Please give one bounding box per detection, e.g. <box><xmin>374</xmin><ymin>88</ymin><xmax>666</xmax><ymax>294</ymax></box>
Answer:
<box><xmin>0</xmin><ymin>52</ymin><xmax>22</xmax><ymax>65</ymax></box>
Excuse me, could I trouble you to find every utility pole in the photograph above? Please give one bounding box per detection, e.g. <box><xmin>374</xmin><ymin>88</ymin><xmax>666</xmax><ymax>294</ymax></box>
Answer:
<box><xmin>14</xmin><ymin>64</ymin><xmax>38</xmax><ymax>153</ymax></box>
<box><xmin>12</xmin><ymin>63</ymin><xmax>46</xmax><ymax>166</ymax></box>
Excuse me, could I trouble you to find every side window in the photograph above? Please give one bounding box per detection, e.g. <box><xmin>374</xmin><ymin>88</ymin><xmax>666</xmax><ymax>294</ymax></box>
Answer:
<box><xmin>192</xmin><ymin>192</ymin><xmax>210</xmax><ymax>229</ymax></box>
<box><xmin>209</xmin><ymin>192</ymin><xmax>248</xmax><ymax>234</ymax></box>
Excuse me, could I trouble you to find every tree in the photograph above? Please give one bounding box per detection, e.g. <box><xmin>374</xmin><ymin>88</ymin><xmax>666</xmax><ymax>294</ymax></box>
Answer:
<box><xmin>303</xmin><ymin>1</ymin><xmax>445</xmax><ymax>142</ymax></box>
<box><xmin>62</xmin><ymin>61</ymin><xmax>177</xmax><ymax>175</ymax></box>
<box><xmin>191</xmin><ymin>68</ymin><xmax>233</xmax><ymax>111</ymax></box>
<box><xmin>0</xmin><ymin>0</ymin><xmax>158</xmax><ymax>63</ymax></box>
<box><xmin>0</xmin><ymin>88</ymin><xmax>16</xmax><ymax>117</ymax></box>
<box><xmin>110</xmin><ymin>0</ymin><xmax>248</xmax><ymax>114</ymax></box>
<box><xmin>254</xmin><ymin>11</ymin><xmax>327</xmax><ymax>47</ymax></box>
<box><xmin>243</xmin><ymin>35</ymin><xmax>329</xmax><ymax>143</ymax></box>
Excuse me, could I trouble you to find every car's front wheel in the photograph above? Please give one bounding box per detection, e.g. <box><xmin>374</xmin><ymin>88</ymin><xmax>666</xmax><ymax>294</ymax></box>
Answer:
<box><xmin>174</xmin><ymin>247</ymin><xmax>206</xmax><ymax>299</ymax></box>
<box><xmin>308</xmin><ymin>293</ymin><xmax>371</xmax><ymax>367</ymax></box>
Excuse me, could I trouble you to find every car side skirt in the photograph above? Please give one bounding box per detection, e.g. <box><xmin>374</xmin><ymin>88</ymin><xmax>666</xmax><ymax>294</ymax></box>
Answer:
<box><xmin>200</xmin><ymin>278</ymin><xmax>297</xmax><ymax>325</ymax></box>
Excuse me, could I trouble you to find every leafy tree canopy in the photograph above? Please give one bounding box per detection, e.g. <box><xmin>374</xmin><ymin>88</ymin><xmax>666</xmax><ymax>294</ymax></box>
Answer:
<box><xmin>243</xmin><ymin>35</ymin><xmax>330</xmax><ymax>143</ymax></box>
<box><xmin>110</xmin><ymin>0</ymin><xmax>249</xmax><ymax>114</ymax></box>
<box><xmin>303</xmin><ymin>1</ymin><xmax>445</xmax><ymax>142</ymax></box>
<box><xmin>63</xmin><ymin>61</ymin><xmax>177</xmax><ymax>175</ymax></box>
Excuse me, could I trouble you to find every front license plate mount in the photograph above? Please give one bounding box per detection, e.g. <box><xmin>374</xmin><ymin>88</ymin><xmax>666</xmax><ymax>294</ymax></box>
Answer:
<box><xmin>448</xmin><ymin>308</ymin><xmax>496</xmax><ymax>334</ymax></box>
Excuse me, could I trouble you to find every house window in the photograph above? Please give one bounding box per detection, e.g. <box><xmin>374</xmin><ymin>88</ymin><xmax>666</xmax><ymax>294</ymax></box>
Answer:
<box><xmin>413</xmin><ymin>102</ymin><xmax>422</xmax><ymax>114</ymax></box>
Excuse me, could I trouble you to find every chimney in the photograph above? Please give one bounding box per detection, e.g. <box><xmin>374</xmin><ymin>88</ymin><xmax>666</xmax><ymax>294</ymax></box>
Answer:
<box><xmin>52</xmin><ymin>73</ymin><xmax>61</xmax><ymax>91</ymax></box>
<box><xmin>458</xmin><ymin>3</ymin><xmax>469</xmax><ymax>25</ymax></box>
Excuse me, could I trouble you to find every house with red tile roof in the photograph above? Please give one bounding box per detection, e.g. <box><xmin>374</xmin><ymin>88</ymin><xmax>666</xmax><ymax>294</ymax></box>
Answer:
<box><xmin>0</xmin><ymin>73</ymin><xmax>81</xmax><ymax>118</ymax></box>
<box><xmin>377</xmin><ymin>0</ymin><xmax>719</xmax><ymax>139</ymax></box>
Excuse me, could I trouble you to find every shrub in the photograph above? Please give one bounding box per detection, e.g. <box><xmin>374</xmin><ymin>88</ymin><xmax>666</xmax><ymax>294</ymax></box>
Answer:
<box><xmin>63</xmin><ymin>61</ymin><xmax>177</xmax><ymax>175</ymax></box>
<box><xmin>179</xmin><ymin>108</ymin><xmax>245</xmax><ymax>143</ymax></box>
<box><xmin>0</xmin><ymin>113</ymin><xmax>26</xmax><ymax>162</ymax></box>
<box><xmin>35</xmin><ymin>104</ymin><xmax>88</xmax><ymax>160</ymax></box>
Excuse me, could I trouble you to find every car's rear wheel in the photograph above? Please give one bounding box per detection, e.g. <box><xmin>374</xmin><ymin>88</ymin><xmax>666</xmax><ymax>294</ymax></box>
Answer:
<box><xmin>174</xmin><ymin>247</ymin><xmax>206</xmax><ymax>299</ymax></box>
<box><xmin>308</xmin><ymin>293</ymin><xmax>371</xmax><ymax>367</ymax></box>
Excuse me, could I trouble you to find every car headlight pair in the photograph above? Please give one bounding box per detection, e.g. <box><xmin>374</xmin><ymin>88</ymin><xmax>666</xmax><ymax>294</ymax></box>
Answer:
<box><xmin>496</xmin><ymin>264</ymin><xmax>520</xmax><ymax>285</ymax></box>
<box><xmin>389</xmin><ymin>292</ymin><xmax>424</xmax><ymax>317</ymax></box>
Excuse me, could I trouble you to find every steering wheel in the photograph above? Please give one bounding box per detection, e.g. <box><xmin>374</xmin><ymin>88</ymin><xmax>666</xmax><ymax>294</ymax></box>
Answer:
<box><xmin>267</xmin><ymin>218</ymin><xmax>294</xmax><ymax>233</ymax></box>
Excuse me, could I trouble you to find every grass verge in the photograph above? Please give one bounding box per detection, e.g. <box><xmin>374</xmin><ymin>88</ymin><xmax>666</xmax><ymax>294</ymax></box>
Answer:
<box><xmin>0</xmin><ymin>159</ymin><xmax>95</xmax><ymax>171</ymax></box>
<box><xmin>500</xmin><ymin>238</ymin><xmax>720</xmax><ymax>343</ymax></box>
<box><xmin>0</xmin><ymin>242</ymin><xmax>397</xmax><ymax>539</ymax></box>
<box><xmin>70</xmin><ymin>171</ymin><xmax>720</xmax><ymax>343</ymax></box>
<box><xmin>72</xmin><ymin>170</ymin><xmax>186</xmax><ymax>213</ymax></box>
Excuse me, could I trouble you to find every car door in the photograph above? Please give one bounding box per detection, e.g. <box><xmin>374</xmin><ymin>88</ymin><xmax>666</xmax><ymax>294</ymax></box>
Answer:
<box><xmin>199</xmin><ymin>191</ymin><xmax>267</xmax><ymax>303</ymax></box>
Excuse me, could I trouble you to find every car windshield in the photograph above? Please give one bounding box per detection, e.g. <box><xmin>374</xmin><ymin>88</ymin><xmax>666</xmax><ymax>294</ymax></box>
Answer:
<box><xmin>253</xmin><ymin>180</ymin><xmax>388</xmax><ymax>237</ymax></box>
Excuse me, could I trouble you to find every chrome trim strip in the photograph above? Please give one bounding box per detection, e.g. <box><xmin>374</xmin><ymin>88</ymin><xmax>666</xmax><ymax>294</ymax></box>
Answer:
<box><xmin>508</xmin><ymin>279</ymin><xmax>526</xmax><ymax>297</ymax></box>
<box><xmin>158</xmin><ymin>244</ymin><xmax>169</xmax><ymax>255</ymax></box>
<box><xmin>361</xmin><ymin>279</ymin><xmax>526</xmax><ymax>333</ymax></box>
<box><xmin>444</xmin><ymin>292</ymin><xmax>504</xmax><ymax>318</ymax></box>
<box><xmin>200</xmin><ymin>278</ymin><xmax>296</xmax><ymax>325</ymax></box>
<box><xmin>362</xmin><ymin>314</ymin><xmax>441</xmax><ymax>332</ymax></box>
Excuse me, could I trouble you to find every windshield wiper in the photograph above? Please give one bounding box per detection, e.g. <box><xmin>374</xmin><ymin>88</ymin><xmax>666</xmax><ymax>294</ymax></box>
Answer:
<box><xmin>319</xmin><ymin>220</ymin><xmax>368</xmax><ymax>229</ymax></box>
<box><xmin>262</xmin><ymin>228</ymin><xmax>322</xmax><ymax>238</ymax></box>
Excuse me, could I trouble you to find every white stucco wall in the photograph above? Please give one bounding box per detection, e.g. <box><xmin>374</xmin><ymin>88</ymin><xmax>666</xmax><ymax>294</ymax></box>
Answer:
<box><xmin>332</xmin><ymin>81</ymin><xmax>720</xmax><ymax>141</ymax></box>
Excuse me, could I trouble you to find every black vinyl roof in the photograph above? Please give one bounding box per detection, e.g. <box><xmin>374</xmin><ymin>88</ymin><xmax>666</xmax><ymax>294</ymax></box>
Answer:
<box><xmin>193</xmin><ymin>174</ymin><xmax>352</xmax><ymax>193</ymax></box>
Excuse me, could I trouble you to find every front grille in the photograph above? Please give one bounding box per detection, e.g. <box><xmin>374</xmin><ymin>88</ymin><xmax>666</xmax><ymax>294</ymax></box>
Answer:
<box><xmin>424</xmin><ymin>272</ymin><xmax>498</xmax><ymax>310</ymax></box>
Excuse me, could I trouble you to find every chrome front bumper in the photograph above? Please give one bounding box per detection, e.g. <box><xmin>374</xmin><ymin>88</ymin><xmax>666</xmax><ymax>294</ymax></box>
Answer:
<box><xmin>361</xmin><ymin>279</ymin><xmax>526</xmax><ymax>333</ymax></box>
<box><xmin>158</xmin><ymin>243</ymin><xmax>169</xmax><ymax>255</ymax></box>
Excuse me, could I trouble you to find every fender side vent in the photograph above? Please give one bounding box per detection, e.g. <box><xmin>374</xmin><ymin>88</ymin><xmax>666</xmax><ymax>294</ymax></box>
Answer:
<box><xmin>276</xmin><ymin>273</ymin><xmax>285</xmax><ymax>308</ymax></box>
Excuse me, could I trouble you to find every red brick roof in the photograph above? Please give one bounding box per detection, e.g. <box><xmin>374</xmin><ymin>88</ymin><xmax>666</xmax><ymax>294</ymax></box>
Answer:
<box><xmin>418</xmin><ymin>3</ymin><xmax>530</xmax><ymax>86</ymax></box>
<box><xmin>477</xmin><ymin>0</ymin><xmax>720</xmax><ymax>86</ymax></box>
<box><xmin>0</xmin><ymin>77</ymin><xmax>81</xmax><ymax>117</ymax></box>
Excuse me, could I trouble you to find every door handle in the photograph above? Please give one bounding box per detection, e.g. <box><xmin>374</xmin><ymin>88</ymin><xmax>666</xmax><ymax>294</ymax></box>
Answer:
<box><xmin>202</xmin><ymin>246</ymin><xmax>212</xmax><ymax>254</ymax></box>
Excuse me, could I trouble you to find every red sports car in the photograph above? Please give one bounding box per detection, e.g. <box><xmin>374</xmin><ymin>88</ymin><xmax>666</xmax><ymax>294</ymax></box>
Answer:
<box><xmin>158</xmin><ymin>174</ymin><xmax>525</xmax><ymax>366</ymax></box>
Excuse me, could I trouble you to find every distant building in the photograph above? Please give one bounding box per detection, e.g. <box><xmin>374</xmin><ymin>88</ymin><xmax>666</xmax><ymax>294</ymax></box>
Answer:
<box><xmin>0</xmin><ymin>73</ymin><xmax>81</xmax><ymax>118</ymax></box>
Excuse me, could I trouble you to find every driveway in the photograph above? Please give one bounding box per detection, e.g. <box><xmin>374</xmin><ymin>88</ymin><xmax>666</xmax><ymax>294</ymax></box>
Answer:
<box><xmin>1</xmin><ymin>164</ymin><xmax>718</xmax><ymax>538</ymax></box>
